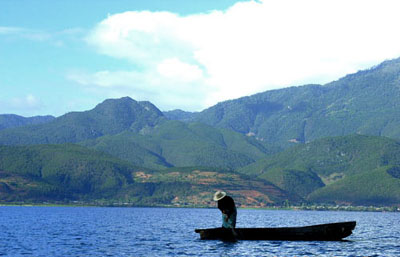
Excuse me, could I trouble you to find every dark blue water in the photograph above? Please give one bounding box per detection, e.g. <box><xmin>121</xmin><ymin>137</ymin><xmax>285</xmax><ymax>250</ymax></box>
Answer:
<box><xmin>0</xmin><ymin>207</ymin><xmax>399</xmax><ymax>256</ymax></box>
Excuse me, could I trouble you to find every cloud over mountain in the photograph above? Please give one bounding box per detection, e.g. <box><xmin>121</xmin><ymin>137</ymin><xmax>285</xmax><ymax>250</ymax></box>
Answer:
<box><xmin>73</xmin><ymin>0</ymin><xmax>400</xmax><ymax>111</ymax></box>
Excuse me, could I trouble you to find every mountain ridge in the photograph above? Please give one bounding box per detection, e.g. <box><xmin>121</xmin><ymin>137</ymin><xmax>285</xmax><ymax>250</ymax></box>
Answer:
<box><xmin>0</xmin><ymin>114</ymin><xmax>55</xmax><ymax>130</ymax></box>
<box><xmin>179</xmin><ymin>57</ymin><xmax>400</xmax><ymax>148</ymax></box>
<box><xmin>0</xmin><ymin>97</ymin><xmax>166</xmax><ymax>145</ymax></box>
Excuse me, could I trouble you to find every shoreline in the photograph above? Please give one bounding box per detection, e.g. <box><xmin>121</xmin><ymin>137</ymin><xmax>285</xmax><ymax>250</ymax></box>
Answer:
<box><xmin>1</xmin><ymin>202</ymin><xmax>399</xmax><ymax>212</ymax></box>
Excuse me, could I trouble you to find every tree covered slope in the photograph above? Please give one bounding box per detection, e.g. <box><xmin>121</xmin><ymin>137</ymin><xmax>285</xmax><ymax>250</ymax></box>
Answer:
<box><xmin>81</xmin><ymin>120</ymin><xmax>279</xmax><ymax>170</ymax></box>
<box><xmin>190</xmin><ymin>58</ymin><xmax>400</xmax><ymax>148</ymax></box>
<box><xmin>0</xmin><ymin>97</ymin><xmax>166</xmax><ymax>145</ymax></box>
<box><xmin>0</xmin><ymin>144</ymin><xmax>137</xmax><ymax>201</ymax></box>
<box><xmin>0</xmin><ymin>145</ymin><xmax>291</xmax><ymax>206</ymax></box>
<box><xmin>240</xmin><ymin>135</ymin><xmax>400</xmax><ymax>205</ymax></box>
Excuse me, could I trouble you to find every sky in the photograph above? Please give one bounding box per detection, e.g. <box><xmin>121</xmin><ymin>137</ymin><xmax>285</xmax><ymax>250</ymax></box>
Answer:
<box><xmin>1</xmin><ymin>0</ymin><xmax>400</xmax><ymax>117</ymax></box>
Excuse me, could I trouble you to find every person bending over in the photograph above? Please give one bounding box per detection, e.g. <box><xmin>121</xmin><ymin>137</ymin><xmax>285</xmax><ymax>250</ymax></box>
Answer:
<box><xmin>213</xmin><ymin>191</ymin><xmax>237</xmax><ymax>229</ymax></box>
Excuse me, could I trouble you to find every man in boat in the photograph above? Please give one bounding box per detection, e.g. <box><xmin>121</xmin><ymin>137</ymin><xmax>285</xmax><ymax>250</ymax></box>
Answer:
<box><xmin>213</xmin><ymin>191</ymin><xmax>237</xmax><ymax>229</ymax></box>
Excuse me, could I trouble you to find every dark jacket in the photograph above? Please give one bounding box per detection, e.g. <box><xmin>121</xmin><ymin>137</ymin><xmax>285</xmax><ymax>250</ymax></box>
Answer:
<box><xmin>217</xmin><ymin>195</ymin><xmax>236</xmax><ymax>217</ymax></box>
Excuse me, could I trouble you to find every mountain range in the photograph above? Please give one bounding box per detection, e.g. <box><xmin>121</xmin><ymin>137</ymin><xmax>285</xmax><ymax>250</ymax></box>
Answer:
<box><xmin>0</xmin><ymin>98</ymin><xmax>165</xmax><ymax>145</ymax></box>
<box><xmin>1</xmin><ymin>57</ymin><xmax>400</xmax><ymax>206</ymax></box>
<box><xmin>177</xmin><ymin>58</ymin><xmax>400</xmax><ymax>148</ymax></box>
<box><xmin>0</xmin><ymin>114</ymin><xmax>55</xmax><ymax>130</ymax></box>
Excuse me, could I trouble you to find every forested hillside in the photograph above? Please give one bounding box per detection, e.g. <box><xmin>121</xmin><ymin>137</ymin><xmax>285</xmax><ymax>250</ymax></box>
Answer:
<box><xmin>188</xmin><ymin>58</ymin><xmax>400</xmax><ymax>148</ymax></box>
<box><xmin>0</xmin><ymin>144</ymin><xmax>293</xmax><ymax>206</ymax></box>
<box><xmin>0</xmin><ymin>144</ymin><xmax>137</xmax><ymax>201</ymax></box>
<box><xmin>81</xmin><ymin>120</ymin><xmax>279</xmax><ymax>170</ymax></box>
<box><xmin>240</xmin><ymin>135</ymin><xmax>400</xmax><ymax>205</ymax></box>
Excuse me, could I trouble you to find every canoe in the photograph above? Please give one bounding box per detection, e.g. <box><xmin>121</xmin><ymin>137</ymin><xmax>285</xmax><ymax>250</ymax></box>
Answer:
<box><xmin>195</xmin><ymin>221</ymin><xmax>356</xmax><ymax>241</ymax></box>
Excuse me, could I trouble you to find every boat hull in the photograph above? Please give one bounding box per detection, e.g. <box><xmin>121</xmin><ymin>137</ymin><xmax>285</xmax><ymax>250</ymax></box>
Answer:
<box><xmin>195</xmin><ymin>221</ymin><xmax>356</xmax><ymax>241</ymax></box>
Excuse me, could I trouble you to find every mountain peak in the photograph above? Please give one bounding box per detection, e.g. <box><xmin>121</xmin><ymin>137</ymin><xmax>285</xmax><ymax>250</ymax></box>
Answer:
<box><xmin>93</xmin><ymin>97</ymin><xmax>163</xmax><ymax>115</ymax></box>
<box><xmin>0</xmin><ymin>96</ymin><xmax>166</xmax><ymax>145</ymax></box>
<box><xmin>92</xmin><ymin>97</ymin><xmax>161</xmax><ymax>115</ymax></box>
<box><xmin>94</xmin><ymin>96</ymin><xmax>136</xmax><ymax>109</ymax></box>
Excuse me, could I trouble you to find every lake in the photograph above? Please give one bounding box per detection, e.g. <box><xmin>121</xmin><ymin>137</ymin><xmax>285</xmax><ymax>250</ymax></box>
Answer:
<box><xmin>0</xmin><ymin>206</ymin><xmax>399</xmax><ymax>256</ymax></box>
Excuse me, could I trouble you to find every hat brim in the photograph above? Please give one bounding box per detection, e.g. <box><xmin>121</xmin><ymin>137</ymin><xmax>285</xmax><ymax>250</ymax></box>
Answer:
<box><xmin>213</xmin><ymin>191</ymin><xmax>226</xmax><ymax>201</ymax></box>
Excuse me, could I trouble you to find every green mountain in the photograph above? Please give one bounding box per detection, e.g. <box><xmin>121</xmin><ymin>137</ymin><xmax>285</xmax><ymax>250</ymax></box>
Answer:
<box><xmin>308</xmin><ymin>166</ymin><xmax>400</xmax><ymax>205</ymax></box>
<box><xmin>190</xmin><ymin>58</ymin><xmax>400</xmax><ymax>148</ymax></box>
<box><xmin>0</xmin><ymin>114</ymin><xmax>55</xmax><ymax>130</ymax></box>
<box><xmin>81</xmin><ymin>120</ymin><xmax>279</xmax><ymax>170</ymax></box>
<box><xmin>240</xmin><ymin>135</ymin><xmax>400</xmax><ymax>205</ymax></box>
<box><xmin>0</xmin><ymin>97</ymin><xmax>166</xmax><ymax>145</ymax></box>
<box><xmin>0</xmin><ymin>144</ymin><xmax>293</xmax><ymax>206</ymax></box>
<box><xmin>0</xmin><ymin>97</ymin><xmax>279</xmax><ymax>172</ymax></box>
<box><xmin>2</xmin><ymin>58</ymin><xmax>400</xmax><ymax>206</ymax></box>
<box><xmin>0</xmin><ymin>144</ymin><xmax>137</xmax><ymax>202</ymax></box>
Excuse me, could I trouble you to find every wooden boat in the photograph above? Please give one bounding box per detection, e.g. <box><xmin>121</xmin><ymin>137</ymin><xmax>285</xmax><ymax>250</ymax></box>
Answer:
<box><xmin>195</xmin><ymin>221</ymin><xmax>356</xmax><ymax>241</ymax></box>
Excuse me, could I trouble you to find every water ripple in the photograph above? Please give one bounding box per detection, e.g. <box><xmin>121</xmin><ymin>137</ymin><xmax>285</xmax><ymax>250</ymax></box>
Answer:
<box><xmin>0</xmin><ymin>207</ymin><xmax>399</xmax><ymax>256</ymax></box>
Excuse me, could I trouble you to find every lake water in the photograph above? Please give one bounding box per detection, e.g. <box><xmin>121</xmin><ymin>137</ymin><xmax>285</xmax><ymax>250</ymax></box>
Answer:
<box><xmin>0</xmin><ymin>207</ymin><xmax>399</xmax><ymax>256</ymax></box>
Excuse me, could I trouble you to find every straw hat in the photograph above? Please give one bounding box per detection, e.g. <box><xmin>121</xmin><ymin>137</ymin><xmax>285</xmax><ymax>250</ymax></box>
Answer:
<box><xmin>213</xmin><ymin>191</ymin><xmax>226</xmax><ymax>201</ymax></box>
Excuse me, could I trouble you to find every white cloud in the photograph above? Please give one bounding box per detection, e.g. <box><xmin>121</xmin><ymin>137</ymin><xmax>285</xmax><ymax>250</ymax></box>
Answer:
<box><xmin>157</xmin><ymin>58</ymin><xmax>203</xmax><ymax>82</ymax></box>
<box><xmin>67</xmin><ymin>66</ymin><xmax>208</xmax><ymax>111</ymax></box>
<box><xmin>79</xmin><ymin>0</ymin><xmax>400</xmax><ymax>111</ymax></box>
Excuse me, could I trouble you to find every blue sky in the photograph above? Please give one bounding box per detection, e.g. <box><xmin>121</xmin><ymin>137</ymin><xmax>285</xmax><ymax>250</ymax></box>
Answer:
<box><xmin>1</xmin><ymin>0</ymin><xmax>400</xmax><ymax>117</ymax></box>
